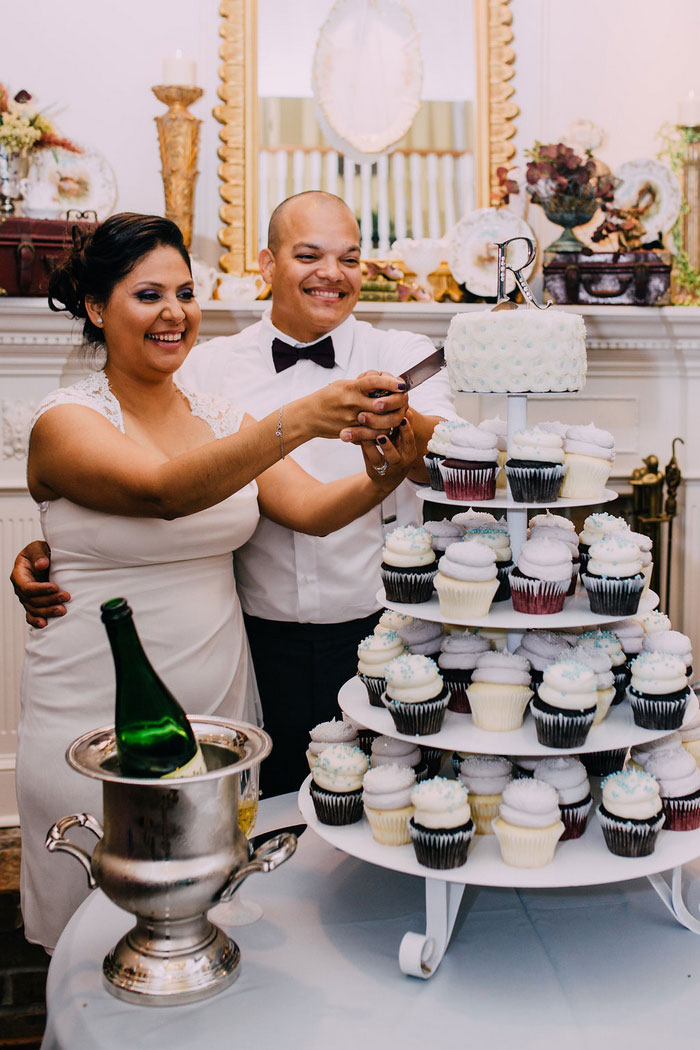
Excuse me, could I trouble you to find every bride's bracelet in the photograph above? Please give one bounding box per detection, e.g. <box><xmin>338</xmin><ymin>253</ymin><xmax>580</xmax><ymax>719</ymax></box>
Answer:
<box><xmin>275</xmin><ymin>406</ymin><xmax>285</xmax><ymax>459</ymax></box>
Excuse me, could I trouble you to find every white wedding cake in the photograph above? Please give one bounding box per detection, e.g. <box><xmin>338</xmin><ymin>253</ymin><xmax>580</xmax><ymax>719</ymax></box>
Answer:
<box><xmin>445</xmin><ymin>309</ymin><xmax>587</xmax><ymax>393</ymax></box>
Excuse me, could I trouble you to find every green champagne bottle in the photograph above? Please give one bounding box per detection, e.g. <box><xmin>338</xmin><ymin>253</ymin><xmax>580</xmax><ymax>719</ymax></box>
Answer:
<box><xmin>100</xmin><ymin>597</ymin><xmax>207</xmax><ymax>778</ymax></box>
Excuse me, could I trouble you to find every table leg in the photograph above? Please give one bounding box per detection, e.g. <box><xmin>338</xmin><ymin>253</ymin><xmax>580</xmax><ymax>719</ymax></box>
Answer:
<box><xmin>398</xmin><ymin>877</ymin><xmax>467</xmax><ymax>978</ymax></box>
<box><xmin>647</xmin><ymin>866</ymin><xmax>700</xmax><ymax>933</ymax></box>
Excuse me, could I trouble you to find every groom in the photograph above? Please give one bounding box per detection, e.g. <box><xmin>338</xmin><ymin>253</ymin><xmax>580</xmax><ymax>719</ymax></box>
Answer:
<box><xmin>12</xmin><ymin>191</ymin><xmax>455</xmax><ymax>794</ymax></box>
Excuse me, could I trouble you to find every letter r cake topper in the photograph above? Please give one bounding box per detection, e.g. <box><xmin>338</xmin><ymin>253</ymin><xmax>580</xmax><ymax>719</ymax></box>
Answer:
<box><xmin>493</xmin><ymin>236</ymin><xmax>552</xmax><ymax>311</ymax></box>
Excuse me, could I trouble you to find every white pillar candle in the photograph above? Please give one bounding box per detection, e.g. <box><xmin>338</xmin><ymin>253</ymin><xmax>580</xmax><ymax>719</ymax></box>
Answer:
<box><xmin>678</xmin><ymin>90</ymin><xmax>700</xmax><ymax>127</ymax></box>
<box><xmin>162</xmin><ymin>50</ymin><xmax>196</xmax><ymax>86</ymax></box>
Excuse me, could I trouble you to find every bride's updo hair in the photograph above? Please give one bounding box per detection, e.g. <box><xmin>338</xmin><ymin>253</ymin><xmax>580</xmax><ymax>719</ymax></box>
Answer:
<box><xmin>48</xmin><ymin>213</ymin><xmax>191</xmax><ymax>348</ymax></box>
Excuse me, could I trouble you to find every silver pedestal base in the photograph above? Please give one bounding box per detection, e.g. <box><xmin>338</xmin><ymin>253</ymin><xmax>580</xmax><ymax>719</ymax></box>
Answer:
<box><xmin>102</xmin><ymin>916</ymin><xmax>241</xmax><ymax>1005</ymax></box>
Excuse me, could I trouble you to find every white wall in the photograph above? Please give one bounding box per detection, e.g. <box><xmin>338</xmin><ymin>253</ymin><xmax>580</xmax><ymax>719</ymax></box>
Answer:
<box><xmin>5</xmin><ymin>0</ymin><xmax>700</xmax><ymax>265</ymax></box>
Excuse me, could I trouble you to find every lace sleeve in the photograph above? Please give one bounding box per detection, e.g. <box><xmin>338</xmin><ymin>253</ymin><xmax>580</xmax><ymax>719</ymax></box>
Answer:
<box><xmin>29</xmin><ymin>372</ymin><xmax>125</xmax><ymax>438</ymax></box>
<box><xmin>178</xmin><ymin>386</ymin><xmax>245</xmax><ymax>439</ymax></box>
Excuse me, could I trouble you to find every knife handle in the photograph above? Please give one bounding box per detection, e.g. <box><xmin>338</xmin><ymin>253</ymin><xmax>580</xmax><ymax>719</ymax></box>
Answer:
<box><xmin>368</xmin><ymin>388</ymin><xmax>392</xmax><ymax>399</ymax></box>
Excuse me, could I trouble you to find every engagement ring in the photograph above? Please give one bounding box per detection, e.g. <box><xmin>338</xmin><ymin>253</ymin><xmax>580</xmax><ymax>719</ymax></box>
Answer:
<box><xmin>374</xmin><ymin>461</ymin><xmax>389</xmax><ymax>476</ymax></box>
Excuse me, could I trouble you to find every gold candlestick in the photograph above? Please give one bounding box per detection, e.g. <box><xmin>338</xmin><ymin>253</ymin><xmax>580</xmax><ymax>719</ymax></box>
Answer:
<box><xmin>152</xmin><ymin>85</ymin><xmax>204</xmax><ymax>248</ymax></box>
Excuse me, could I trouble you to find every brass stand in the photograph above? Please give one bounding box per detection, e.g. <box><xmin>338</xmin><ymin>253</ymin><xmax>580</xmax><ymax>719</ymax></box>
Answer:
<box><xmin>152</xmin><ymin>85</ymin><xmax>204</xmax><ymax>249</ymax></box>
<box><xmin>629</xmin><ymin>438</ymin><xmax>684</xmax><ymax>612</ymax></box>
<box><xmin>680</xmin><ymin>129</ymin><xmax>700</xmax><ymax>272</ymax></box>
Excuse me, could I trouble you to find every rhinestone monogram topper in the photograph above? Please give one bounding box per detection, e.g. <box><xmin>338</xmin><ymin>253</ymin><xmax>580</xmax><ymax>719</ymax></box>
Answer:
<box><xmin>494</xmin><ymin>236</ymin><xmax>552</xmax><ymax>310</ymax></box>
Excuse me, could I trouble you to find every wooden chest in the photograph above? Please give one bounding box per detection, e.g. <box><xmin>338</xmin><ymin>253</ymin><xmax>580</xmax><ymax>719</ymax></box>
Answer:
<box><xmin>543</xmin><ymin>250</ymin><xmax>671</xmax><ymax>306</ymax></box>
<box><xmin>0</xmin><ymin>216</ymin><xmax>96</xmax><ymax>297</ymax></box>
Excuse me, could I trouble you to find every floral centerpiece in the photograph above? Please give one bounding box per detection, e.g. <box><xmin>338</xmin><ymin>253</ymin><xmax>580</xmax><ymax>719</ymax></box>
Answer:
<box><xmin>0</xmin><ymin>86</ymin><xmax>80</xmax><ymax>214</ymax></box>
<box><xmin>497</xmin><ymin>142</ymin><xmax>617</xmax><ymax>253</ymax></box>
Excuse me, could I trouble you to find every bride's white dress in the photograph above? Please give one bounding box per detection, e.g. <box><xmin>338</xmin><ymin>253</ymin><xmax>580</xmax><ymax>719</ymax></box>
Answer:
<box><xmin>16</xmin><ymin>371</ymin><xmax>261</xmax><ymax>951</ymax></box>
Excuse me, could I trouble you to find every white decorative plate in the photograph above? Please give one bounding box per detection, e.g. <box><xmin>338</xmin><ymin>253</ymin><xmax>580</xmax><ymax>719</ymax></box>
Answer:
<box><xmin>312</xmin><ymin>0</ymin><xmax>423</xmax><ymax>155</ymax></box>
<box><xmin>27</xmin><ymin>146</ymin><xmax>118</xmax><ymax>221</ymax></box>
<box><xmin>445</xmin><ymin>208</ymin><xmax>536</xmax><ymax>297</ymax></box>
<box><xmin>613</xmin><ymin>158</ymin><xmax>681</xmax><ymax>238</ymax></box>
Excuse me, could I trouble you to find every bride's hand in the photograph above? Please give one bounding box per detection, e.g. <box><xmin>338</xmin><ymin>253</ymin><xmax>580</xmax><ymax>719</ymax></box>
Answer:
<box><xmin>360</xmin><ymin>417</ymin><xmax>417</xmax><ymax>491</ymax></box>
<box><xmin>300</xmin><ymin>372</ymin><xmax>408</xmax><ymax>442</ymax></box>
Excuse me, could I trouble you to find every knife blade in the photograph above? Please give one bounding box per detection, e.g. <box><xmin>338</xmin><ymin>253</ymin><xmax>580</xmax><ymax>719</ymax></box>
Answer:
<box><xmin>248</xmin><ymin>822</ymin><xmax>307</xmax><ymax>855</ymax></box>
<box><xmin>368</xmin><ymin>346</ymin><xmax>445</xmax><ymax>398</ymax></box>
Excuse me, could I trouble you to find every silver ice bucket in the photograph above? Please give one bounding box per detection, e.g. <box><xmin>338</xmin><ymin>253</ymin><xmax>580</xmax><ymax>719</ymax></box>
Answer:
<box><xmin>46</xmin><ymin>717</ymin><xmax>297</xmax><ymax>1005</ymax></box>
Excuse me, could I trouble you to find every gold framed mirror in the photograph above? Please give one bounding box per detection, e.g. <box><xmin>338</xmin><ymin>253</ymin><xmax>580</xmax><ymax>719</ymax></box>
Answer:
<box><xmin>214</xmin><ymin>0</ymin><xmax>517</xmax><ymax>275</ymax></box>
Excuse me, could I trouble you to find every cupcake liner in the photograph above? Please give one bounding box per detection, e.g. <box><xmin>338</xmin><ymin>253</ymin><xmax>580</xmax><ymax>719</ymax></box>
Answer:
<box><xmin>494</xmin><ymin>561</ymin><xmax>514</xmax><ymax>603</ymax></box>
<box><xmin>530</xmin><ymin>697</ymin><xmax>596</xmax><ymax>748</ymax></box>
<box><xmin>358</xmin><ymin>673</ymin><xmax>386</xmax><ymax>707</ymax></box>
<box><xmin>627</xmin><ymin>687</ymin><xmax>691</xmax><ymax>730</ymax></box>
<box><xmin>381</xmin><ymin>565</ymin><xmax>437</xmax><ymax>604</ymax></box>
<box><xmin>509</xmin><ymin>570</ymin><xmax>568</xmax><ymax>615</ymax></box>
<box><xmin>559</xmin><ymin>793</ymin><xmax>593</xmax><ymax>840</ymax></box>
<box><xmin>364</xmin><ymin>804</ymin><xmax>414</xmax><ymax>845</ymax></box>
<box><xmin>434</xmin><ymin>572</ymin><xmax>499</xmax><ymax>620</ymax></box>
<box><xmin>660</xmin><ymin>789</ymin><xmax>700</xmax><ymax>831</ymax></box>
<box><xmin>581</xmin><ymin>572</ymin><xmax>644</xmax><ymax>617</ymax></box>
<box><xmin>439</xmin><ymin>462</ymin><xmax>498</xmax><ymax>502</ymax></box>
<box><xmin>505</xmin><ymin>463</ymin><xmax>565</xmax><ymax>503</ymax></box>
<box><xmin>592</xmin><ymin>686</ymin><xmax>615</xmax><ymax>725</ymax></box>
<box><xmin>580</xmin><ymin>748</ymin><xmax>628</xmax><ymax>777</ymax></box>
<box><xmin>597</xmin><ymin>805</ymin><xmax>665</xmax><ymax>857</ymax></box>
<box><xmin>420</xmin><ymin>746</ymin><xmax>445</xmax><ymax>777</ymax></box>
<box><xmin>467</xmin><ymin>793</ymin><xmax>502</xmax><ymax>835</ymax></box>
<box><xmin>424</xmin><ymin>452</ymin><xmax>445</xmax><ymax>491</ymax></box>
<box><xmin>566</xmin><ymin>565</ymin><xmax>579</xmax><ymax>597</ymax></box>
<box><xmin>443</xmin><ymin>668</ymin><xmax>474</xmax><ymax>713</ymax></box>
<box><xmin>492</xmin><ymin>817</ymin><xmax>565</xmax><ymax>867</ymax></box>
<box><xmin>641</xmin><ymin>562</ymin><xmax>653</xmax><ymax>598</ymax></box>
<box><xmin>529</xmin><ymin>667</ymin><xmax>544</xmax><ymax>700</ymax></box>
<box><xmin>382</xmin><ymin>689</ymin><xmax>450</xmax><ymax>736</ymax></box>
<box><xmin>612</xmin><ymin>667</ymin><xmax>630</xmax><ymax>705</ymax></box>
<box><xmin>467</xmin><ymin>682</ymin><xmax>533</xmax><ymax>731</ymax></box>
<box><xmin>309</xmin><ymin>783</ymin><xmax>364</xmax><ymax>825</ymax></box>
<box><xmin>560</xmin><ymin>453</ymin><xmax>612</xmax><ymax>499</ymax></box>
<box><xmin>682</xmin><ymin>738</ymin><xmax>700</xmax><ymax>768</ymax></box>
<box><xmin>409</xmin><ymin>818</ymin><xmax>474</xmax><ymax>869</ymax></box>
<box><xmin>578</xmin><ymin>544</ymin><xmax>591</xmax><ymax>577</ymax></box>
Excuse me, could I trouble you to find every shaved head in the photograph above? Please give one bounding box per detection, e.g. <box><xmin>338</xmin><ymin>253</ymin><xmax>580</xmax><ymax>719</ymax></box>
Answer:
<box><xmin>267</xmin><ymin>191</ymin><xmax>359</xmax><ymax>254</ymax></box>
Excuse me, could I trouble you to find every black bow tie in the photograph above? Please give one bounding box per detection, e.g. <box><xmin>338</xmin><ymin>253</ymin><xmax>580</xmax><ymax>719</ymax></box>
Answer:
<box><xmin>271</xmin><ymin>335</ymin><xmax>335</xmax><ymax>373</ymax></box>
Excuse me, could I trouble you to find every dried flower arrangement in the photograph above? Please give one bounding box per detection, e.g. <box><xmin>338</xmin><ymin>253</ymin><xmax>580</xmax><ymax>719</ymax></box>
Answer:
<box><xmin>0</xmin><ymin>86</ymin><xmax>81</xmax><ymax>155</ymax></box>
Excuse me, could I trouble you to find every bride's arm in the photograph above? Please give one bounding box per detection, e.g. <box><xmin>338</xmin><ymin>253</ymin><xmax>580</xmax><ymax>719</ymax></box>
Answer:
<box><xmin>253</xmin><ymin>419</ymin><xmax>417</xmax><ymax>535</ymax></box>
<box><xmin>27</xmin><ymin>375</ymin><xmax>408</xmax><ymax>520</ymax></box>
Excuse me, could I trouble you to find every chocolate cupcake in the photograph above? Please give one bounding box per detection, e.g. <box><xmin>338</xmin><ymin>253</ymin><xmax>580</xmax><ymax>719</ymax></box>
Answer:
<box><xmin>381</xmin><ymin>654</ymin><xmax>450</xmax><ymax>736</ymax></box>
<box><xmin>627</xmin><ymin>652</ymin><xmax>691</xmax><ymax>730</ymax></box>
<box><xmin>437</xmin><ymin>631</ymin><xmax>490</xmax><ymax>712</ymax></box>
<box><xmin>380</xmin><ymin>525</ymin><xmax>437</xmax><ymax>604</ymax></box>
<box><xmin>645</xmin><ymin>746</ymin><xmax>700</xmax><ymax>831</ymax></box>
<box><xmin>423</xmin><ymin>420</ymin><xmax>461</xmax><ymax>491</ymax></box>
<box><xmin>530</xmin><ymin>660</ymin><xmax>598</xmax><ymax>749</ymax></box>
<box><xmin>597</xmin><ymin>769</ymin><xmax>665</xmax><ymax>857</ymax></box>
<box><xmin>357</xmin><ymin>629</ymin><xmax>406</xmax><ymax>706</ymax></box>
<box><xmin>438</xmin><ymin>421</ymin><xmax>499</xmax><ymax>501</ymax></box>
<box><xmin>461</xmin><ymin>525</ymin><xmax>513</xmax><ymax>602</ymax></box>
<box><xmin>528</xmin><ymin>512</ymin><xmax>580</xmax><ymax>596</ymax></box>
<box><xmin>577</xmin><ymin>629</ymin><xmax>630</xmax><ymax>704</ymax></box>
<box><xmin>409</xmin><ymin>778</ymin><xmax>474</xmax><ymax>869</ymax></box>
<box><xmin>504</xmin><ymin>426</ymin><xmax>565</xmax><ymax>503</ymax></box>
<box><xmin>533</xmin><ymin>756</ymin><xmax>592</xmax><ymax>840</ymax></box>
<box><xmin>581</xmin><ymin>536</ymin><xmax>645</xmax><ymax>617</ymax></box>
<box><xmin>309</xmin><ymin>743</ymin><xmax>369</xmax><ymax>825</ymax></box>
<box><xmin>509</xmin><ymin>537</ymin><xmax>572</xmax><ymax>615</ymax></box>
<box><xmin>514</xmin><ymin>630</ymin><xmax>574</xmax><ymax>699</ymax></box>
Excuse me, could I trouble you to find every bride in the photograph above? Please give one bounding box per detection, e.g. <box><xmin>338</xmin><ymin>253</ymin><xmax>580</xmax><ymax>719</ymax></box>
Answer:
<box><xmin>17</xmin><ymin>212</ymin><xmax>415</xmax><ymax>951</ymax></box>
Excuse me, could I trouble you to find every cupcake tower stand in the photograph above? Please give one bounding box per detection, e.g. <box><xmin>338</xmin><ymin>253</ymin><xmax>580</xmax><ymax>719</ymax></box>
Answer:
<box><xmin>299</xmin><ymin>391</ymin><xmax>700</xmax><ymax>979</ymax></box>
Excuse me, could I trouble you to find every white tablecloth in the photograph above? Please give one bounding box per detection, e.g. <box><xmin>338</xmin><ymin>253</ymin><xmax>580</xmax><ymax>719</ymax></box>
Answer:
<box><xmin>43</xmin><ymin>793</ymin><xmax>700</xmax><ymax>1050</ymax></box>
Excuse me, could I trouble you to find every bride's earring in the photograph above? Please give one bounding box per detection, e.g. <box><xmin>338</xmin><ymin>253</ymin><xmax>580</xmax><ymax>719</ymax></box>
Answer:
<box><xmin>95</xmin><ymin>315</ymin><xmax>103</xmax><ymax>324</ymax></box>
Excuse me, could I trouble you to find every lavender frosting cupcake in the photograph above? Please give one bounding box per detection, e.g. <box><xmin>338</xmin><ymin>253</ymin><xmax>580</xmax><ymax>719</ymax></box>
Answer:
<box><xmin>528</xmin><ymin>512</ymin><xmax>580</xmax><ymax>595</ymax></box>
<box><xmin>509</xmin><ymin>537</ymin><xmax>572</xmax><ymax>615</ymax></box>
<box><xmin>560</xmin><ymin>423</ymin><xmax>615</xmax><ymax>499</ymax></box>
<box><xmin>466</xmin><ymin>650</ymin><xmax>533</xmax><ymax>731</ymax></box>
<box><xmin>514</xmin><ymin>630</ymin><xmax>573</xmax><ymax>697</ymax></box>
<box><xmin>423</xmin><ymin>518</ymin><xmax>464</xmax><ymax>555</ymax></box>
<box><xmin>458</xmin><ymin>754</ymin><xmax>513</xmax><ymax>834</ymax></box>
<box><xmin>533</xmin><ymin>756</ymin><xmax>592</xmax><ymax>840</ymax></box>
<box><xmin>438</xmin><ymin>631</ymin><xmax>490</xmax><ymax>713</ymax></box>
<box><xmin>439</xmin><ymin>421</ymin><xmax>500</xmax><ymax>501</ymax></box>
<box><xmin>424</xmin><ymin>420</ymin><xmax>462</xmax><ymax>490</ymax></box>
<box><xmin>645</xmin><ymin>746</ymin><xmax>700</xmax><ymax>831</ymax></box>
<box><xmin>570</xmin><ymin>646</ymin><xmax>615</xmax><ymax>725</ymax></box>
<box><xmin>461</xmin><ymin>525</ymin><xmax>514</xmax><ymax>602</ymax></box>
<box><xmin>398</xmin><ymin>618</ymin><xmax>445</xmax><ymax>662</ymax></box>
<box><xmin>370</xmin><ymin>734</ymin><xmax>427</xmax><ymax>781</ymax></box>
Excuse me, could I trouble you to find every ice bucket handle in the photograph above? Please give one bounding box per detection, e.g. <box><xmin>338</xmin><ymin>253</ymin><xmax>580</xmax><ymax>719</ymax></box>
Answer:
<box><xmin>45</xmin><ymin>812</ymin><xmax>104</xmax><ymax>889</ymax></box>
<box><xmin>218</xmin><ymin>831</ymin><xmax>297</xmax><ymax>904</ymax></box>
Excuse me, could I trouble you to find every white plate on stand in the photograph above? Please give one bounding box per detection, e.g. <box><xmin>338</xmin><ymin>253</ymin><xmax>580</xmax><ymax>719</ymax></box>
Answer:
<box><xmin>417</xmin><ymin>487</ymin><xmax>618</xmax><ymax>511</ymax></box>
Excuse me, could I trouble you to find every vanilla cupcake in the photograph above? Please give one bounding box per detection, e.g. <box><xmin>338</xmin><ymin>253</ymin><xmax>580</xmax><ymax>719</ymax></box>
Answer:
<box><xmin>581</xmin><ymin>535</ymin><xmax>645</xmax><ymax>616</ymax></box>
<box><xmin>479</xmin><ymin>416</ymin><xmax>507</xmax><ymax>489</ymax></box>
<box><xmin>628</xmin><ymin>732</ymin><xmax>683</xmax><ymax>771</ymax></box>
<box><xmin>509</xmin><ymin>537</ymin><xmax>572</xmax><ymax>615</ymax></box>
<box><xmin>679</xmin><ymin>704</ymin><xmax>700</xmax><ymax>768</ymax></box>
<box><xmin>560</xmin><ymin>423</ymin><xmax>615</xmax><ymax>498</ymax></box>
<box><xmin>627</xmin><ymin>651</ymin><xmax>691</xmax><ymax>729</ymax></box>
<box><xmin>492</xmin><ymin>778</ymin><xmax>565</xmax><ymax>867</ymax></box>
<box><xmin>382</xmin><ymin>654</ymin><xmax>449</xmax><ymax>736</ymax></box>
<box><xmin>466</xmin><ymin>651</ymin><xmax>533</xmax><ymax>731</ymax></box>
<box><xmin>634</xmin><ymin>609</ymin><xmax>672</xmax><ymax>637</ymax></box>
<box><xmin>451</xmin><ymin>510</ymin><xmax>503</xmax><ymax>531</ymax></box>
<box><xmin>577</xmin><ymin>629</ymin><xmax>629</xmax><ymax>704</ymax></box>
<box><xmin>423</xmin><ymin>518</ymin><xmax>464</xmax><ymax>555</ymax></box>
<box><xmin>627</xmin><ymin>531</ymin><xmax>653</xmax><ymax>598</ymax></box>
<box><xmin>645</xmin><ymin>746</ymin><xmax>700</xmax><ymax>831</ymax></box>
<box><xmin>357</xmin><ymin>630</ymin><xmax>406</xmax><ymax>706</ymax></box>
<box><xmin>434</xmin><ymin>540</ymin><xmax>499</xmax><ymax>620</ymax></box>
<box><xmin>375</xmin><ymin>609</ymin><xmax>417</xmax><ymax>637</ymax></box>
<box><xmin>409</xmin><ymin>777</ymin><xmax>474</xmax><ymax>869</ymax></box>
<box><xmin>437</xmin><ymin>631</ymin><xmax>490</xmax><ymax>713</ymax></box>
<box><xmin>462</xmin><ymin>525</ymin><xmax>514</xmax><ymax>602</ymax></box>
<box><xmin>309</xmin><ymin>743</ymin><xmax>369</xmax><ymax>825</ymax></box>
<box><xmin>597</xmin><ymin>769</ymin><xmax>664</xmax><ymax>856</ymax></box>
<box><xmin>505</xmin><ymin>426</ymin><xmax>566</xmax><ymax>503</ymax></box>
<box><xmin>306</xmin><ymin>718</ymin><xmax>359</xmax><ymax>772</ymax></box>
<box><xmin>530</xmin><ymin>660</ymin><xmax>598</xmax><ymax>748</ymax></box>
<box><xmin>381</xmin><ymin>525</ymin><xmax>437</xmax><ymax>604</ymax></box>
<box><xmin>643</xmin><ymin>630</ymin><xmax>693</xmax><ymax>678</ymax></box>
<box><xmin>533</xmin><ymin>756</ymin><xmax>592</xmax><ymax>839</ymax></box>
<box><xmin>399</xmin><ymin>618</ymin><xmax>445</xmax><ymax>662</ymax></box>
<box><xmin>528</xmin><ymin>512</ymin><xmax>580</xmax><ymax>595</ymax></box>
<box><xmin>578</xmin><ymin>512</ymin><xmax>630</xmax><ymax>576</ymax></box>
<box><xmin>439</xmin><ymin>420</ymin><xmax>500</xmax><ymax>501</ymax></box>
<box><xmin>362</xmin><ymin>764</ymin><xmax>417</xmax><ymax>844</ymax></box>
<box><xmin>370</xmin><ymin>735</ymin><xmax>426</xmax><ymax>780</ymax></box>
<box><xmin>514</xmin><ymin>630</ymin><xmax>573</xmax><ymax>696</ymax></box>
<box><xmin>424</xmin><ymin>419</ymin><xmax>462</xmax><ymax>490</ymax></box>
<box><xmin>458</xmin><ymin>754</ymin><xmax>513</xmax><ymax>834</ymax></box>
<box><xmin>570</xmin><ymin>647</ymin><xmax>615</xmax><ymax>725</ymax></box>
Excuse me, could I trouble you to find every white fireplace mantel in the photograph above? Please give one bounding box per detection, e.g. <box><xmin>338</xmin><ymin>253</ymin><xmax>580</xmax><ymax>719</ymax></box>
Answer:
<box><xmin>1</xmin><ymin>299</ymin><xmax>700</xmax><ymax>823</ymax></box>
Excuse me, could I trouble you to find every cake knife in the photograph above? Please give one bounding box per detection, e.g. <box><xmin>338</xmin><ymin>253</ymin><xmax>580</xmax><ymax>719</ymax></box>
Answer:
<box><xmin>368</xmin><ymin>345</ymin><xmax>445</xmax><ymax>399</ymax></box>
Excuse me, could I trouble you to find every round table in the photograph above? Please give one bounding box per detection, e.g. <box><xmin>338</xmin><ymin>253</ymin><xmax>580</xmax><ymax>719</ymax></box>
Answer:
<box><xmin>43</xmin><ymin>793</ymin><xmax>700</xmax><ymax>1050</ymax></box>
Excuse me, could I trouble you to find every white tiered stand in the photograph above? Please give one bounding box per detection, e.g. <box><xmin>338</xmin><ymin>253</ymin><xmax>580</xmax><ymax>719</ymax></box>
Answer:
<box><xmin>299</xmin><ymin>393</ymin><xmax>700</xmax><ymax>978</ymax></box>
